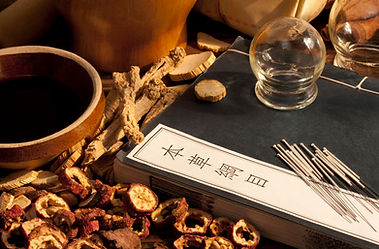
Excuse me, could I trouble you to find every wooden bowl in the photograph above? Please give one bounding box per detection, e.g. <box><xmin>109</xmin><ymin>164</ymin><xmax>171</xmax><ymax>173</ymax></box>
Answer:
<box><xmin>0</xmin><ymin>46</ymin><xmax>105</xmax><ymax>170</ymax></box>
<box><xmin>56</xmin><ymin>0</ymin><xmax>196</xmax><ymax>72</ymax></box>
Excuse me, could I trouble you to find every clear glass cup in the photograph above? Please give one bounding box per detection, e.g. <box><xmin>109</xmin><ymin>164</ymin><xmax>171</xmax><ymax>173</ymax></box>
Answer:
<box><xmin>328</xmin><ymin>0</ymin><xmax>379</xmax><ymax>78</ymax></box>
<box><xmin>249</xmin><ymin>17</ymin><xmax>326</xmax><ymax>110</ymax></box>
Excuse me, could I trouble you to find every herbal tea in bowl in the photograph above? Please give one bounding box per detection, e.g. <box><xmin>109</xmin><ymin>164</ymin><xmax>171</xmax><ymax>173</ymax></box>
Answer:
<box><xmin>0</xmin><ymin>46</ymin><xmax>105</xmax><ymax>170</ymax></box>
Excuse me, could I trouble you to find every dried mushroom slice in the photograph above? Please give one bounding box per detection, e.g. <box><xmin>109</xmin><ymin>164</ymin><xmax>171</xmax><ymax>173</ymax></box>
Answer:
<box><xmin>229</xmin><ymin>219</ymin><xmax>260</xmax><ymax>249</ymax></box>
<box><xmin>124</xmin><ymin>183</ymin><xmax>158</xmax><ymax>216</ymax></box>
<box><xmin>129</xmin><ymin>215</ymin><xmax>150</xmax><ymax>239</ymax></box>
<box><xmin>0</xmin><ymin>204</ymin><xmax>25</xmax><ymax>230</ymax></box>
<box><xmin>174</xmin><ymin>208</ymin><xmax>212</xmax><ymax>235</ymax></box>
<box><xmin>173</xmin><ymin>235</ymin><xmax>206</xmax><ymax>249</ymax></box>
<box><xmin>58</xmin><ymin>167</ymin><xmax>92</xmax><ymax>199</ymax></box>
<box><xmin>100</xmin><ymin>227</ymin><xmax>142</xmax><ymax>249</ymax></box>
<box><xmin>21</xmin><ymin>218</ymin><xmax>46</xmax><ymax>238</ymax></box>
<box><xmin>151</xmin><ymin>197</ymin><xmax>188</xmax><ymax>227</ymax></box>
<box><xmin>34</xmin><ymin>193</ymin><xmax>70</xmax><ymax>219</ymax></box>
<box><xmin>209</xmin><ymin>217</ymin><xmax>234</xmax><ymax>237</ymax></box>
<box><xmin>1</xmin><ymin>222</ymin><xmax>25</xmax><ymax>249</ymax></box>
<box><xmin>28</xmin><ymin>223</ymin><xmax>67</xmax><ymax>248</ymax></box>
<box><xmin>203</xmin><ymin>236</ymin><xmax>234</xmax><ymax>249</ymax></box>
<box><xmin>66</xmin><ymin>238</ymin><xmax>105</xmax><ymax>249</ymax></box>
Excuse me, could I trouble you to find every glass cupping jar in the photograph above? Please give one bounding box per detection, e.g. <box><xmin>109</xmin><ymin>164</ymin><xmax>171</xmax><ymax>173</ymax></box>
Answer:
<box><xmin>249</xmin><ymin>17</ymin><xmax>326</xmax><ymax>110</ymax></box>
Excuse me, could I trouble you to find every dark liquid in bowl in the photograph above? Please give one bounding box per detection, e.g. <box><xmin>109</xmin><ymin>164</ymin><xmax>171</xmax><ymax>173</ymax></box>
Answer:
<box><xmin>0</xmin><ymin>76</ymin><xmax>84</xmax><ymax>143</ymax></box>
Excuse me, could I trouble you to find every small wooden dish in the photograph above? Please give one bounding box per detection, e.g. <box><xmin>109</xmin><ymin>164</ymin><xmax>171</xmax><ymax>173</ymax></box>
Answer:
<box><xmin>0</xmin><ymin>46</ymin><xmax>105</xmax><ymax>170</ymax></box>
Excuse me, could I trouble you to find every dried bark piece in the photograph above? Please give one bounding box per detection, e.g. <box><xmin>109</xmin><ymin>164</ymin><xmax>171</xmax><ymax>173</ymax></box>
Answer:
<box><xmin>169</xmin><ymin>51</ymin><xmax>216</xmax><ymax>81</ymax></box>
<box><xmin>173</xmin><ymin>208</ymin><xmax>212</xmax><ymax>235</ymax></box>
<box><xmin>0</xmin><ymin>170</ymin><xmax>38</xmax><ymax>191</ymax></box>
<box><xmin>0</xmin><ymin>205</ymin><xmax>25</xmax><ymax>230</ymax></box>
<box><xmin>0</xmin><ymin>192</ymin><xmax>14</xmax><ymax>212</ymax></box>
<box><xmin>197</xmin><ymin>32</ymin><xmax>231</xmax><ymax>53</ymax></box>
<box><xmin>123</xmin><ymin>183</ymin><xmax>158</xmax><ymax>216</ymax></box>
<box><xmin>203</xmin><ymin>236</ymin><xmax>234</xmax><ymax>249</ymax></box>
<box><xmin>34</xmin><ymin>193</ymin><xmax>70</xmax><ymax>219</ymax></box>
<box><xmin>228</xmin><ymin>219</ymin><xmax>260</xmax><ymax>249</ymax></box>
<box><xmin>194</xmin><ymin>79</ymin><xmax>226</xmax><ymax>102</ymax></box>
<box><xmin>10</xmin><ymin>186</ymin><xmax>36</xmax><ymax>198</ymax></box>
<box><xmin>52</xmin><ymin>149</ymin><xmax>84</xmax><ymax>175</ymax></box>
<box><xmin>31</xmin><ymin>170</ymin><xmax>59</xmax><ymax>188</ymax></box>
<box><xmin>49</xmin><ymin>139</ymin><xmax>86</xmax><ymax>173</ymax></box>
<box><xmin>100</xmin><ymin>227</ymin><xmax>142</xmax><ymax>249</ymax></box>
<box><xmin>1</xmin><ymin>222</ymin><xmax>25</xmax><ymax>249</ymax></box>
<box><xmin>141</xmin><ymin>84</ymin><xmax>190</xmax><ymax>129</ymax></box>
<box><xmin>173</xmin><ymin>235</ymin><xmax>206</xmax><ymax>249</ymax></box>
<box><xmin>209</xmin><ymin>217</ymin><xmax>234</xmax><ymax>237</ymax></box>
<box><xmin>58</xmin><ymin>167</ymin><xmax>93</xmax><ymax>199</ymax></box>
<box><xmin>151</xmin><ymin>197</ymin><xmax>188</xmax><ymax>227</ymax></box>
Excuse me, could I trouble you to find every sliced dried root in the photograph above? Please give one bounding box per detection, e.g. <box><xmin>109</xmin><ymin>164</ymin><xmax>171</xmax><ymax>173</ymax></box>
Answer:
<box><xmin>194</xmin><ymin>79</ymin><xmax>226</xmax><ymax>102</ymax></box>
<box><xmin>0</xmin><ymin>170</ymin><xmax>39</xmax><ymax>191</ymax></box>
<box><xmin>169</xmin><ymin>51</ymin><xmax>216</xmax><ymax>81</ymax></box>
<box><xmin>197</xmin><ymin>32</ymin><xmax>231</xmax><ymax>53</ymax></box>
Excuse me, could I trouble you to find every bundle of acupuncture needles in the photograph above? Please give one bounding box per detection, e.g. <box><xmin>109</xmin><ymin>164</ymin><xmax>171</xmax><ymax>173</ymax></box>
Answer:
<box><xmin>273</xmin><ymin>139</ymin><xmax>379</xmax><ymax>231</ymax></box>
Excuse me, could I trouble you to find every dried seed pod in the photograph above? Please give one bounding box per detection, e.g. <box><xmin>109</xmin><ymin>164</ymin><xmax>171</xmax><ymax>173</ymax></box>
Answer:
<box><xmin>100</xmin><ymin>227</ymin><xmax>141</xmax><ymax>249</ymax></box>
<box><xmin>92</xmin><ymin>179</ymin><xmax>113</xmax><ymax>207</ymax></box>
<box><xmin>52</xmin><ymin>209</ymin><xmax>77</xmax><ymax>239</ymax></box>
<box><xmin>203</xmin><ymin>236</ymin><xmax>234</xmax><ymax>249</ymax></box>
<box><xmin>174</xmin><ymin>208</ymin><xmax>212</xmax><ymax>235</ymax></box>
<box><xmin>151</xmin><ymin>197</ymin><xmax>188</xmax><ymax>227</ymax></box>
<box><xmin>1</xmin><ymin>222</ymin><xmax>25</xmax><ymax>249</ymax></box>
<box><xmin>123</xmin><ymin>183</ymin><xmax>158</xmax><ymax>216</ymax></box>
<box><xmin>66</xmin><ymin>238</ymin><xmax>105</xmax><ymax>249</ymax></box>
<box><xmin>209</xmin><ymin>217</ymin><xmax>234</xmax><ymax>237</ymax></box>
<box><xmin>21</xmin><ymin>218</ymin><xmax>46</xmax><ymax>238</ymax></box>
<box><xmin>58</xmin><ymin>167</ymin><xmax>93</xmax><ymax>199</ymax></box>
<box><xmin>228</xmin><ymin>219</ymin><xmax>260</xmax><ymax>249</ymax></box>
<box><xmin>28</xmin><ymin>223</ymin><xmax>68</xmax><ymax>248</ymax></box>
<box><xmin>173</xmin><ymin>234</ymin><xmax>206</xmax><ymax>249</ymax></box>
<box><xmin>0</xmin><ymin>204</ymin><xmax>25</xmax><ymax>230</ymax></box>
<box><xmin>34</xmin><ymin>193</ymin><xmax>70</xmax><ymax>219</ymax></box>
<box><xmin>129</xmin><ymin>215</ymin><xmax>150</xmax><ymax>239</ymax></box>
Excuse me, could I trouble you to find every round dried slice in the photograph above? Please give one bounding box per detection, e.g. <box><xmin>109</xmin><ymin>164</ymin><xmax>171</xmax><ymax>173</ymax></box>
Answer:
<box><xmin>173</xmin><ymin>208</ymin><xmax>212</xmax><ymax>235</ymax></box>
<box><xmin>0</xmin><ymin>170</ymin><xmax>38</xmax><ymax>191</ymax></box>
<box><xmin>228</xmin><ymin>219</ymin><xmax>260</xmax><ymax>249</ymax></box>
<box><xmin>129</xmin><ymin>216</ymin><xmax>150</xmax><ymax>239</ymax></box>
<box><xmin>52</xmin><ymin>209</ymin><xmax>76</xmax><ymax>236</ymax></box>
<box><xmin>1</xmin><ymin>222</ymin><xmax>25</xmax><ymax>249</ymax></box>
<box><xmin>0</xmin><ymin>205</ymin><xmax>25</xmax><ymax>230</ymax></box>
<box><xmin>58</xmin><ymin>167</ymin><xmax>93</xmax><ymax>199</ymax></box>
<box><xmin>124</xmin><ymin>183</ymin><xmax>158</xmax><ymax>216</ymax></box>
<box><xmin>173</xmin><ymin>235</ymin><xmax>206</xmax><ymax>249</ymax></box>
<box><xmin>209</xmin><ymin>217</ymin><xmax>234</xmax><ymax>237</ymax></box>
<box><xmin>34</xmin><ymin>192</ymin><xmax>70</xmax><ymax>219</ymax></box>
<box><xmin>21</xmin><ymin>218</ymin><xmax>46</xmax><ymax>238</ymax></box>
<box><xmin>151</xmin><ymin>197</ymin><xmax>188</xmax><ymax>227</ymax></box>
<box><xmin>194</xmin><ymin>79</ymin><xmax>226</xmax><ymax>102</ymax></box>
<box><xmin>203</xmin><ymin>236</ymin><xmax>234</xmax><ymax>249</ymax></box>
<box><xmin>28</xmin><ymin>223</ymin><xmax>67</xmax><ymax>248</ymax></box>
<box><xmin>169</xmin><ymin>51</ymin><xmax>216</xmax><ymax>81</ymax></box>
<box><xmin>197</xmin><ymin>32</ymin><xmax>231</xmax><ymax>53</ymax></box>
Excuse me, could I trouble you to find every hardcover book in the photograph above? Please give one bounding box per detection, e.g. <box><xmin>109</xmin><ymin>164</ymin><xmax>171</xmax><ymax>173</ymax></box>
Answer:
<box><xmin>114</xmin><ymin>37</ymin><xmax>379</xmax><ymax>248</ymax></box>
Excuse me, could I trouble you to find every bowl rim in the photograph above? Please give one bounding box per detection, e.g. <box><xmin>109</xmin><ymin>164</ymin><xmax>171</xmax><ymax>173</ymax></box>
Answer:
<box><xmin>0</xmin><ymin>45</ymin><xmax>103</xmax><ymax>148</ymax></box>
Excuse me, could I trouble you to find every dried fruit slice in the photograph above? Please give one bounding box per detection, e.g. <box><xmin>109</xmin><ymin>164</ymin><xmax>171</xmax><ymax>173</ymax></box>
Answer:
<box><xmin>0</xmin><ymin>170</ymin><xmax>38</xmax><ymax>191</ymax></box>
<box><xmin>1</xmin><ymin>222</ymin><xmax>25</xmax><ymax>249</ymax></box>
<box><xmin>92</xmin><ymin>179</ymin><xmax>113</xmax><ymax>207</ymax></box>
<box><xmin>66</xmin><ymin>238</ymin><xmax>105</xmax><ymax>249</ymax></box>
<box><xmin>52</xmin><ymin>209</ymin><xmax>76</xmax><ymax>238</ymax></box>
<box><xmin>0</xmin><ymin>205</ymin><xmax>25</xmax><ymax>230</ymax></box>
<box><xmin>151</xmin><ymin>197</ymin><xmax>188</xmax><ymax>227</ymax></box>
<box><xmin>100</xmin><ymin>213</ymin><xmax>134</xmax><ymax>231</ymax></box>
<box><xmin>197</xmin><ymin>32</ymin><xmax>231</xmax><ymax>53</ymax></box>
<box><xmin>28</xmin><ymin>223</ymin><xmax>67</xmax><ymax>248</ymax></box>
<box><xmin>203</xmin><ymin>236</ymin><xmax>234</xmax><ymax>249</ymax></box>
<box><xmin>34</xmin><ymin>193</ymin><xmax>70</xmax><ymax>219</ymax></box>
<box><xmin>58</xmin><ymin>167</ymin><xmax>92</xmax><ymax>199</ymax></box>
<box><xmin>173</xmin><ymin>235</ymin><xmax>206</xmax><ymax>249</ymax></box>
<box><xmin>174</xmin><ymin>208</ymin><xmax>212</xmax><ymax>235</ymax></box>
<box><xmin>229</xmin><ymin>219</ymin><xmax>260</xmax><ymax>249</ymax></box>
<box><xmin>194</xmin><ymin>79</ymin><xmax>226</xmax><ymax>103</ymax></box>
<box><xmin>74</xmin><ymin>208</ymin><xmax>106</xmax><ymax>237</ymax></box>
<box><xmin>21</xmin><ymin>218</ymin><xmax>46</xmax><ymax>238</ymax></box>
<box><xmin>209</xmin><ymin>217</ymin><xmax>234</xmax><ymax>237</ymax></box>
<box><xmin>100</xmin><ymin>227</ymin><xmax>142</xmax><ymax>249</ymax></box>
<box><xmin>129</xmin><ymin>216</ymin><xmax>150</xmax><ymax>239</ymax></box>
<box><xmin>124</xmin><ymin>183</ymin><xmax>158</xmax><ymax>216</ymax></box>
